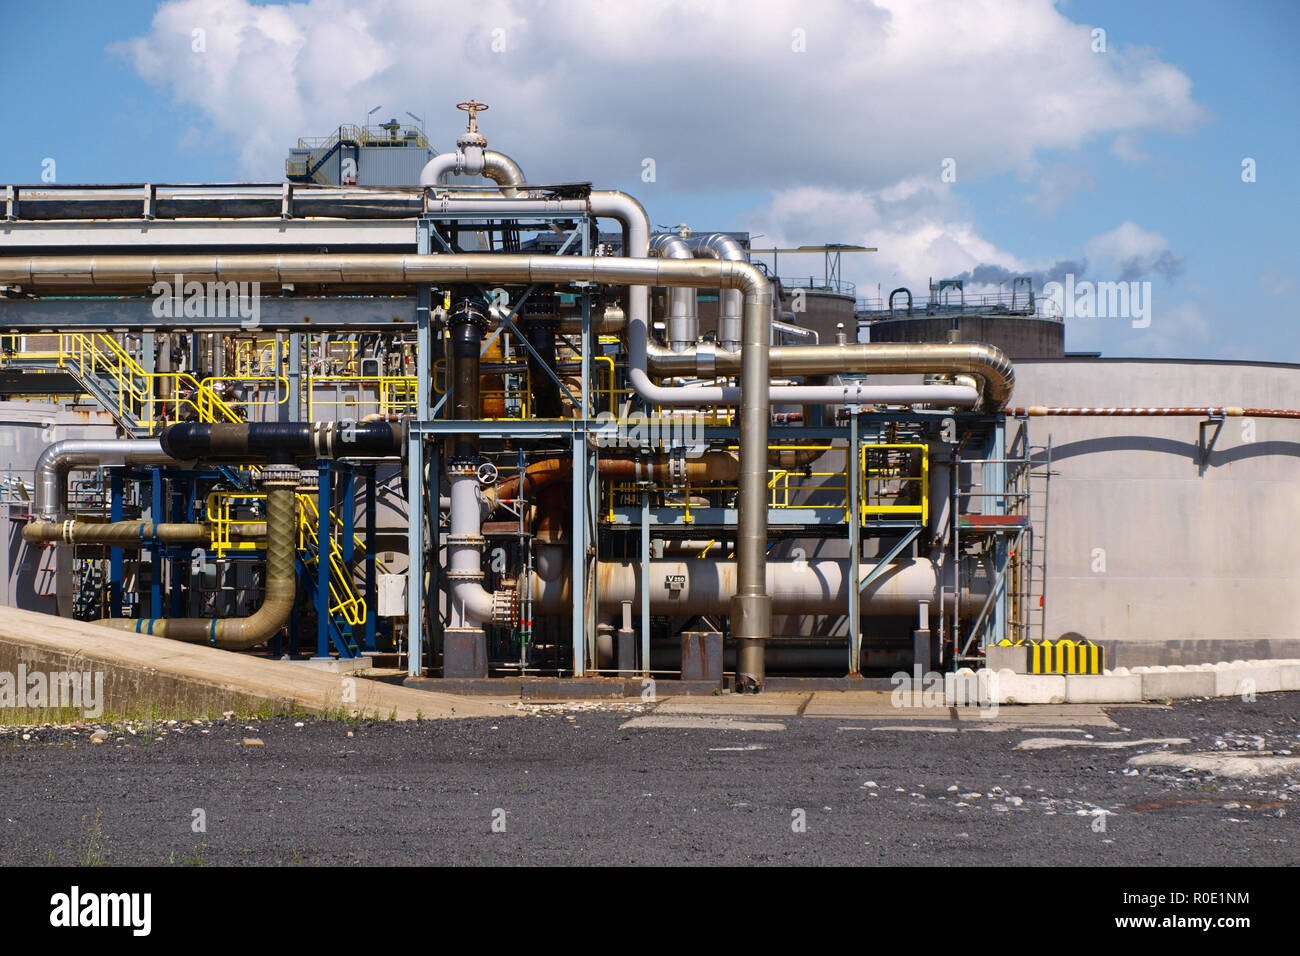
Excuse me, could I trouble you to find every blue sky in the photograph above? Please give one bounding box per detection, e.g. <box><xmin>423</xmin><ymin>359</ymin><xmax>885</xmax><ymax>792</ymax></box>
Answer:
<box><xmin>0</xmin><ymin>0</ymin><xmax>1295</xmax><ymax>361</ymax></box>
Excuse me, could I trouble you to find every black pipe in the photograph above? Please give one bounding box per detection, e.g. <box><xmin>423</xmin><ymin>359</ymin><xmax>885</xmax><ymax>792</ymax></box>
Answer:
<box><xmin>447</xmin><ymin>296</ymin><xmax>489</xmax><ymax>464</ymax></box>
<box><xmin>160</xmin><ymin>421</ymin><xmax>403</xmax><ymax>463</ymax></box>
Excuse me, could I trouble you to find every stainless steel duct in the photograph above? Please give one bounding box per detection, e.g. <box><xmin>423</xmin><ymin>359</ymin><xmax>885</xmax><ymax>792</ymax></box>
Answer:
<box><xmin>649</xmin><ymin>233</ymin><xmax>699</xmax><ymax>352</ymax></box>
<box><xmin>686</xmin><ymin>233</ymin><xmax>746</xmax><ymax>351</ymax></box>
<box><xmin>31</xmin><ymin>439</ymin><xmax>174</xmax><ymax>522</ymax></box>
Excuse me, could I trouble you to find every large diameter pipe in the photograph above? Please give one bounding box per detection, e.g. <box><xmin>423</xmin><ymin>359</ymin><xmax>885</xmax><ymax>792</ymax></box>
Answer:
<box><xmin>686</xmin><ymin>233</ymin><xmax>745</xmax><ymax>351</ymax></box>
<box><xmin>158</xmin><ymin>421</ymin><xmax>403</xmax><ymax>461</ymax></box>
<box><xmin>734</xmin><ymin>264</ymin><xmax>771</xmax><ymax>689</ymax></box>
<box><xmin>98</xmin><ymin>465</ymin><xmax>301</xmax><ymax>649</ymax></box>
<box><xmin>32</xmin><ymin>439</ymin><xmax>173</xmax><ymax>521</ymax></box>
<box><xmin>650</xmin><ymin>234</ymin><xmax>699</xmax><ymax>352</ymax></box>
<box><xmin>24</xmin><ymin>520</ymin><xmax>207</xmax><ymax>546</ymax></box>
<box><xmin>530</xmin><ymin>558</ymin><xmax>980</xmax><ymax>617</ymax></box>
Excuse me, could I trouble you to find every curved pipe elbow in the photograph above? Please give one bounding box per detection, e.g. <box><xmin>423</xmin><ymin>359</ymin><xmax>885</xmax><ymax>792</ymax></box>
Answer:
<box><xmin>481</xmin><ymin>150</ymin><xmax>526</xmax><ymax>198</ymax></box>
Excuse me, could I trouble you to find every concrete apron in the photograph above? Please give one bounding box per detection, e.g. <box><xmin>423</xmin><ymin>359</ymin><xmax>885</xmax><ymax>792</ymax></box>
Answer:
<box><xmin>0</xmin><ymin>607</ymin><xmax>513</xmax><ymax>721</ymax></box>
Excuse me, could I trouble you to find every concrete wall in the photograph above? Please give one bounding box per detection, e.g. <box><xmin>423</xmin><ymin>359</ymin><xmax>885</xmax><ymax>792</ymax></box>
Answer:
<box><xmin>1014</xmin><ymin>358</ymin><xmax>1300</xmax><ymax>665</ymax></box>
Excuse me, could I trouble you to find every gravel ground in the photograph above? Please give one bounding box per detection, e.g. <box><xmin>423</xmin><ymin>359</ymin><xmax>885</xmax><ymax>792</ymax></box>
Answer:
<box><xmin>0</xmin><ymin>694</ymin><xmax>1296</xmax><ymax>866</ymax></box>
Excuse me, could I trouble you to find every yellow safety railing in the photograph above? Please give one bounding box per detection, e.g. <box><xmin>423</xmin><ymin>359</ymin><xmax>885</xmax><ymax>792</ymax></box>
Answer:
<box><xmin>205</xmin><ymin>489</ymin><xmax>367</xmax><ymax>626</ymax></box>
<box><xmin>860</xmin><ymin>443</ymin><xmax>928</xmax><ymax>524</ymax></box>
<box><xmin>296</xmin><ymin>493</ymin><xmax>367</xmax><ymax>627</ymax></box>
<box><xmin>306</xmin><ymin>375</ymin><xmax>417</xmax><ymax>420</ymax></box>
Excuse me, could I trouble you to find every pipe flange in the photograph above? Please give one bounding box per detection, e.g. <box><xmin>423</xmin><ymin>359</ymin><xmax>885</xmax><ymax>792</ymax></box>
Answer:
<box><xmin>446</xmin><ymin>533</ymin><xmax>486</xmax><ymax>548</ymax></box>
<box><xmin>447</xmin><ymin>459</ymin><xmax>482</xmax><ymax>474</ymax></box>
<box><xmin>259</xmin><ymin>464</ymin><xmax>302</xmax><ymax>486</ymax></box>
<box><xmin>296</xmin><ymin>469</ymin><xmax>320</xmax><ymax>492</ymax></box>
<box><xmin>444</xmin><ymin>569</ymin><xmax>485</xmax><ymax>583</ymax></box>
<box><xmin>668</xmin><ymin>448</ymin><xmax>688</xmax><ymax>486</ymax></box>
<box><xmin>491</xmin><ymin>584</ymin><xmax>520</xmax><ymax>628</ymax></box>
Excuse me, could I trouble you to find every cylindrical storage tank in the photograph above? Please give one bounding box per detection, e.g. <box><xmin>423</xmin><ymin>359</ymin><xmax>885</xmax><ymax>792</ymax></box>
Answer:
<box><xmin>867</xmin><ymin>315</ymin><xmax>1064</xmax><ymax>359</ymax></box>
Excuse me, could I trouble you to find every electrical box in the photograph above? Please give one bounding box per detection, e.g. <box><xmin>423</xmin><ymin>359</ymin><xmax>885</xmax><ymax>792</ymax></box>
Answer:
<box><xmin>377</xmin><ymin>572</ymin><xmax>407</xmax><ymax>617</ymax></box>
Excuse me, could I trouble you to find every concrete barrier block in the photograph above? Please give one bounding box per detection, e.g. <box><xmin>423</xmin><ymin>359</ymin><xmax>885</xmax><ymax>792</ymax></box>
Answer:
<box><xmin>1280</xmin><ymin>663</ymin><xmax>1300</xmax><ymax>692</ymax></box>
<box><xmin>985</xmin><ymin>644</ymin><xmax>1028</xmax><ymax>674</ymax></box>
<box><xmin>945</xmin><ymin>667</ymin><xmax>997</xmax><ymax>707</ymax></box>
<box><xmin>994</xmin><ymin>671</ymin><xmax>1066</xmax><ymax>705</ymax></box>
<box><xmin>1140</xmin><ymin>669</ymin><xmax>1215</xmax><ymax>699</ymax></box>
<box><xmin>1214</xmin><ymin>662</ymin><xmax>1281</xmax><ymax>697</ymax></box>
<box><xmin>1065</xmin><ymin>674</ymin><xmax>1143</xmax><ymax>703</ymax></box>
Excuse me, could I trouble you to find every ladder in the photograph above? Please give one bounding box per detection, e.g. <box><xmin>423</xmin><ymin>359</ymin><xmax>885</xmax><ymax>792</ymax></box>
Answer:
<box><xmin>1022</xmin><ymin>437</ymin><xmax>1053</xmax><ymax>644</ymax></box>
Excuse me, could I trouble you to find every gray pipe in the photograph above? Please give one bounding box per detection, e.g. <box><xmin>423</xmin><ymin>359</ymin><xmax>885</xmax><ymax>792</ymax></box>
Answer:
<box><xmin>686</xmin><ymin>233</ymin><xmax>745</xmax><ymax>351</ymax></box>
<box><xmin>649</xmin><ymin>234</ymin><xmax>698</xmax><ymax>352</ymax></box>
<box><xmin>32</xmin><ymin>439</ymin><xmax>174</xmax><ymax>521</ymax></box>
<box><xmin>530</xmin><ymin>557</ymin><xmax>981</xmax><ymax>617</ymax></box>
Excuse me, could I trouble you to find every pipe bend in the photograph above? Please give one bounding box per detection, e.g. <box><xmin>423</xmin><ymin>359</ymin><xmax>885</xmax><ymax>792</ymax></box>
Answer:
<box><xmin>481</xmin><ymin>149</ymin><xmax>526</xmax><ymax>198</ymax></box>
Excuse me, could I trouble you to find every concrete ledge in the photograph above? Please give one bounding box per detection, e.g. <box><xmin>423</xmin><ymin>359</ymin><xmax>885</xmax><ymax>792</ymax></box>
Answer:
<box><xmin>1212</xmin><ymin>661</ymin><xmax>1281</xmax><ymax>697</ymax></box>
<box><xmin>0</xmin><ymin>607</ymin><xmax>511</xmax><ymax>721</ymax></box>
<box><xmin>994</xmin><ymin>671</ymin><xmax>1066</xmax><ymax>705</ymax></box>
<box><xmin>1064</xmin><ymin>673</ymin><xmax>1142</xmax><ymax>703</ymax></box>
<box><xmin>1127</xmin><ymin>665</ymin><xmax>1217</xmax><ymax>700</ymax></box>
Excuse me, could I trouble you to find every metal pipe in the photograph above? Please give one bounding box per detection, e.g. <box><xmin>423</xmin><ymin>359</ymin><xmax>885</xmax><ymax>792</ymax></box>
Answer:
<box><xmin>686</xmin><ymin>233</ymin><xmax>745</xmax><ymax>351</ymax></box>
<box><xmin>23</xmin><ymin>520</ymin><xmax>207</xmax><ymax>545</ymax></box>
<box><xmin>530</xmin><ymin>557</ymin><xmax>982</xmax><ymax>617</ymax></box>
<box><xmin>158</xmin><ymin>421</ymin><xmax>404</xmax><ymax>461</ymax></box>
<box><xmin>32</xmin><ymin>438</ymin><xmax>173</xmax><ymax>521</ymax></box>
<box><xmin>98</xmin><ymin>465</ymin><xmax>301</xmax><ymax>649</ymax></box>
<box><xmin>650</xmin><ymin>234</ymin><xmax>698</xmax><ymax>351</ymax></box>
<box><xmin>0</xmin><ymin>246</ymin><xmax>987</xmax><ymax>686</ymax></box>
<box><xmin>486</xmin><ymin>447</ymin><xmax>822</xmax><ymax>508</ymax></box>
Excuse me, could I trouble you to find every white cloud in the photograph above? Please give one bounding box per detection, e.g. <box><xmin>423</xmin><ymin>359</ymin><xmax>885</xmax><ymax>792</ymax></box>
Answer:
<box><xmin>1084</xmin><ymin>221</ymin><xmax>1183</xmax><ymax>281</ymax></box>
<box><xmin>116</xmin><ymin>0</ymin><xmax>1205</xmax><ymax>189</ymax></box>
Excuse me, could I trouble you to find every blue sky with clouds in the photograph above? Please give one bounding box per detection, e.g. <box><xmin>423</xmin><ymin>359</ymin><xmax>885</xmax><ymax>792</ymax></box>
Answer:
<box><xmin>1</xmin><ymin>0</ymin><xmax>1295</xmax><ymax>361</ymax></box>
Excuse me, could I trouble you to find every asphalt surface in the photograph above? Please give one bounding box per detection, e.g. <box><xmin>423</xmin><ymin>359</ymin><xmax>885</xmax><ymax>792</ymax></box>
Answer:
<box><xmin>1</xmin><ymin>694</ymin><xmax>1296</xmax><ymax>866</ymax></box>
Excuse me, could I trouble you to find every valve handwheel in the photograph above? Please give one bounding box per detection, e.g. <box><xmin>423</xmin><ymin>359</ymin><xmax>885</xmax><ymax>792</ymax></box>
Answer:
<box><xmin>457</xmin><ymin>100</ymin><xmax>489</xmax><ymax>132</ymax></box>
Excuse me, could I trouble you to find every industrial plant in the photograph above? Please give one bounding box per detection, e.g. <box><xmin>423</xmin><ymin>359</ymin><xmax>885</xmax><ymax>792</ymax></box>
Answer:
<box><xmin>0</xmin><ymin>101</ymin><xmax>1295</xmax><ymax>695</ymax></box>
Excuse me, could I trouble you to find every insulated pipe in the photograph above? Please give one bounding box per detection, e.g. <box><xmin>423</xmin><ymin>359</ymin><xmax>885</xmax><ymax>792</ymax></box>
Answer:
<box><xmin>447</xmin><ymin>298</ymin><xmax>489</xmax><ymax>462</ymax></box>
<box><xmin>158</xmin><ymin>421</ymin><xmax>404</xmax><ymax>461</ymax></box>
<box><xmin>650</xmin><ymin>234</ymin><xmax>699</xmax><ymax>352</ymax></box>
<box><xmin>98</xmin><ymin>465</ymin><xmax>301</xmax><ymax>649</ymax></box>
<box><xmin>32</xmin><ymin>439</ymin><xmax>174</xmax><ymax>522</ymax></box>
<box><xmin>686</xmin><ymin>233</ymin><xmax>745</xmax><ymax>351</ymax></box>
<box><xmin>482</xmin><ymin>150</ymin><xmax>526</xmax><ymax>198</ymax></box>
<box><xmin>641</xmin><ymin>341</ymin><xmax>1012</xmax><ymax>410</ymax></box>
<box><xmin>23</xmin><ymin>520</ymin><xmax>207</xmax><ymax>546</ymax></box>
<box><xmin>529</xmin><ymin>558</ymin><xmax>982</xmax><ymax>617</ymax></box>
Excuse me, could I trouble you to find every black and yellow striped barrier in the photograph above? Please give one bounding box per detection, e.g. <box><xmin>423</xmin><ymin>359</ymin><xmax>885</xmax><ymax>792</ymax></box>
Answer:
<box><xmin>1025</xmin><ymin>638</ymin><xmax>1105</xmax><ymax>674</ymax></box>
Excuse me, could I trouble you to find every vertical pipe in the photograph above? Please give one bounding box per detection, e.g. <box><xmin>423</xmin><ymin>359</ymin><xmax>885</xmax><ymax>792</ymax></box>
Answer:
<box><xmin>316</xmin><ymin>460</ymin><xmax>331</xmax><ymax>659</ymax></box>
<box><xmin>847</xmin><ymin>410</ymin><xmax>860</xmax><ymax>675</ymax></box>
<box><xmin>109</xmin><ymin>470</ymin><xmax>123</xmax><ymax>618</ymax></box>
<box><xmin>640</xmin><ymin>490</ymin><xmax>651</xmax><ymax>679</ymax></box>
<box><xmin>407</xmin><ymin>282</ymin><xmax>431</xmax><ymax>677</ymax></box>
<box><xmin>571</xmin><ymin>429</ymin><xmax>587</xmax><ymax>676</ymax></box>
<box><xmin>731</xmin><ymin>274</ymin><xmax>772</xmax><ymax>692</ymax></box>
<box><xmin>150</xmin><ymin>470</ymin><xmax>163</xmax><ymax>619</ymax></box>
